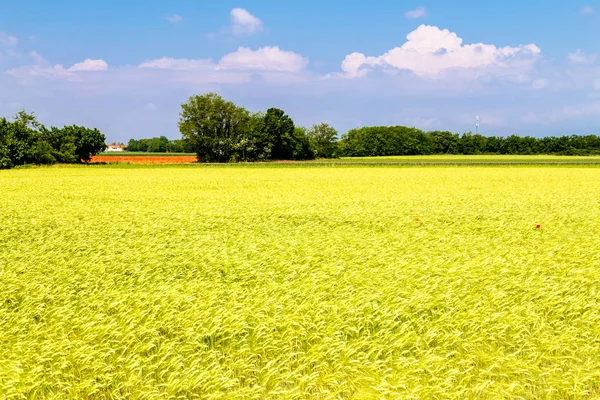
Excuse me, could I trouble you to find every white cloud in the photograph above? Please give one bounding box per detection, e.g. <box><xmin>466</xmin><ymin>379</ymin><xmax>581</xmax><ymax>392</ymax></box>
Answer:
<box><xmin>0</xmin><ymin>32</ymin><xmax>18</xmax><ymax>46</ymax></box>
<box><xmin>4</xmin><ymin>23</ymin><xmax>600</xmax><ymax>139</ymax></box>
<box><xmin>405</xmin><ymin>6</ymin><xmax>427</xmax><ymax>19</ymax></box>
<box><xmin>337</xmin><ymin>53</ymin><xmax>379</xmax><ymax>78</ymax></box>
<box><xmin>139</xmin><ymin>46</ymin><xmax>308</xmax><ymax>74</ymax></box>
<box><xmin>532</xmin><ymin>78</ymin><xmax>549</xmax><ymax>89</ymax></box>
<box><xmin>5</xmin><ymin>64</ymin><xmax>71</xmax><ymax>79</ymax></box>
<box><xmin>5</xmin><ymin>53</ymin><xmax>107</xmax><ymax>79</ymax></box>
<box><xmin>568</xmin><ymin>49</ymin><xmax>597</xmax><ymax>64</ymax></box>
<box><xmin>139</xmin><ymin>57</ymin><xmax>214</xmax><ymax>70</ymax></box>
<box><xmin>580</xmin><ymin>5</ymin><xmax>594</xmax><ymax>14</ymax></box>
<box><xmin>5</xmin><ymin>51</ymin><xmax>60</xmax><ymax>78</ymax></box>
<box><xmin>230</xmin><ymin>8</ymin><xmax>263</xmax><ymax>36</ymax></box>
<box><xmin>218</xmin><ymin>46</ymin><xmax>308</xmax><ymax>72</ymax></box>
<box><xmin>68</xmin><ymin>59</ymin><xmax>108</xmax><ymax>72</ymax></box>
<box><xmin>166</xmin><ymin>14</ymin><xmax>183</xmax><ymax>23</ymax></box>
<box><xmin>336</xmin><ymin>25</ymin><xmax>541</xmax><ymax>78</ymax></box>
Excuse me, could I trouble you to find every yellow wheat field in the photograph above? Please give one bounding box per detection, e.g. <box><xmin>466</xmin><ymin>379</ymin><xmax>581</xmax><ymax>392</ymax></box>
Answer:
<box><xmin>1</xmin><ymin>165</ymin><xmax>600</xmax><ymax>399</ymax></box>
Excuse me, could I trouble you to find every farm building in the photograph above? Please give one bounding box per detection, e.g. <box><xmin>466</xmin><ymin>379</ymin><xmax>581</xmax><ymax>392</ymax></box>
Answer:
<box><xmin>105</xmin><ymin>143</ymin><xmax>126</xmax><ymax>152</ymax></box>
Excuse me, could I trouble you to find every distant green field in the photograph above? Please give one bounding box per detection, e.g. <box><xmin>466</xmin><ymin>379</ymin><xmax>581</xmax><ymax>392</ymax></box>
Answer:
<box><xmin>2</xmin><ymin>165</ymin><xmax>600</xmax><ymax>398</ymax></box>
<box><xmin>332</xmin><ymin>155</ymin><xmax>600</xmax><ymax>164</ymax></box>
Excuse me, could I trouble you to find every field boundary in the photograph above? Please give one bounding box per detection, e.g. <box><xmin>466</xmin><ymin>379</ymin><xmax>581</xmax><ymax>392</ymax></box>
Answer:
<box><xmin>88</xmin><ymin>154</ymin><xmax>600</xmax><ymax>167</ymax></box>
<box><xmin>81</xmin><ymin>161</ymin><xmax>600</xmax><ymax>169</ymax></box>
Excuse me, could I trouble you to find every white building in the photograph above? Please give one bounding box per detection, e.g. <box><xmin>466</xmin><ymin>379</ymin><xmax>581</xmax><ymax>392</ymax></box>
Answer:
<box><xmin>106</xmin><ymin>143</ymin><xmax>126</xmax><ymax>152</ymax></box>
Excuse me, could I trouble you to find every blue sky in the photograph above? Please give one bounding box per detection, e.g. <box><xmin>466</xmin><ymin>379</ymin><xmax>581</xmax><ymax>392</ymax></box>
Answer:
<box><xmin>1</xmin><ymin>0</ymin><xmax>600</xmax><ymax>142</ymax></box>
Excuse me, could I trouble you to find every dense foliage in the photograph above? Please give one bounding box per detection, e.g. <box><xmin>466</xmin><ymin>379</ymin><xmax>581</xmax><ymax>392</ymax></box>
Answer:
<box><xmin>0</xmin><ymin>110</ymin><xmax>106</xmax><ymax>169</ymax></box>
<box><xmin>308</xmin><ymin>123</ymin><xmax>339</xmax><ymax>158</ymax></box>
<box><xmin>175</xmin><ymin>93</ymin><xmax>600</xmax><ymax>161</ymax></box>
<box><xmin>339</xmin><ymin>127</ymin><xmax>600</xmax><ymax>156</ymax></box>
<box><xmin>178</xmin><ymin>93</ymin><xmax>335</xmax><ymax>162</ymax></box>
<box><xmin>127</xmin><ymin>136</ymin><xmax>194</xmax><ymax>153</ymax></box>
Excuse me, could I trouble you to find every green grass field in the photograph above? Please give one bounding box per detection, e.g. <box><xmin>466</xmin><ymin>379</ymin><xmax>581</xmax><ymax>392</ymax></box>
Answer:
<box><xmin>2</xmin><ymin>164</ymin><xmax>600</xmax><ymax>398</ymax></box>
<box><xmin>333</xmin><ymin>155</ymin><xmax>600</xmax><ymax>164</ymax></box>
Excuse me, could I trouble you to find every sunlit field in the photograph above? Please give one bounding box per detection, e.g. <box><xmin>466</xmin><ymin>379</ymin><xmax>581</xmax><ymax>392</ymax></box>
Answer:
<box><xmin>91</xmin><ymin>153</ymin><xmax>600</xmax><ymax>165</ymax></box>
<box><xmin>1</xmin><ymin>165</ymin><xmax>600</xmax><ymax>398</ymax></box>
<box><xmin>334</xmin><ymin>155</ymin><xmax>600</xmax><ymax>164</ymax></box>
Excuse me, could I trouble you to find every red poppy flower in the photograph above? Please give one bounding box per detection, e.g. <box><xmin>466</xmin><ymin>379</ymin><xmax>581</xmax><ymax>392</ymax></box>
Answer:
<box><xmin>536</xmin><ymin>224</ymin><xmax>541</xmax><ymax>229</ymax></box>
<box><xmin>415</xmin><ymin>218</ymin><xmax>420</xmax><ymax>221</ymax></box>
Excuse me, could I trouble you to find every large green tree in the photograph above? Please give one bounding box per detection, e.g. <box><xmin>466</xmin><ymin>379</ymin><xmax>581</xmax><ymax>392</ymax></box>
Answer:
<box><xmin>61</xmin><ymin>125</ymin><xmax>107</xmax><ymax>163</ymax></box>
<box><xmin>1</xmin><ymin>111</ymin><xmax>42</xmax><ymax>166</ymax></box>
<box><xmin>178</xmin><ymin>94</ymin><xmax>320</xmax><ymax>161</ymax></box>
<box><xmin>307</xmin><ymin>123</ymin><xmax>338</xmax><ymax>158</ymax></box>
<box><xmin>262</xmin><ymin>108</ymin><xmax>296</xmax><ymax>160</ymax></box>
<box><xmin>179</xmin><ymin>93</ymin><xmax>250</xmax><ymax>162</ymax></box>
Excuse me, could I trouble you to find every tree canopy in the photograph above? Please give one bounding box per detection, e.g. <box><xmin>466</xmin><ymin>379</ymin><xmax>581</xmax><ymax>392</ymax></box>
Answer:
<box><xmin>4</xmin><ymin>95</ymin><xmax>600</xmax><ymax>170</ymax></box>
<box><xmin>127</xmin><ymin>136</ymin><xmax>194</xmax><ymax>153</ymax></box>
<box><xmin>308</xmin><ymin>123</ymin><xmax>339</xmax><ymax>159</ymax></box>
<box><xmin>0</xmin><ymin>111</ymin><xmax>106</xmax><ymax>169</ymax></box>
<box><xmin>178</xmin><ymin>93</ymin><xmax>318</xmax><ymax>162</ymax></box>
<box><xmin>339</xmin><ymin>127</ymin><xmax>600</xmax><ymax>156</ymax></box>
<box><xmin>179</xmin><ymin>93</ymin><xmax>251</xmax><ymax>162</ymax></box>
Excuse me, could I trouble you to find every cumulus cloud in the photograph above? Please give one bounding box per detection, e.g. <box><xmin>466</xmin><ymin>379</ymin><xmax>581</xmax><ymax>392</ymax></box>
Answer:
<box><xmin>567</xmin><ymin>49</ymin><xmax>597</xmax><ymax>64</ymax></box>
<box><xmin>3</xmin><ymin>23</ymin><xmax>600</xmax><ymax>140</ymax></box>
<box><xmin>166</xmin><ymin>14</ymin><xmax>183</xmax><ymax>23</ymax></box>
<box><xmin>0</xmin><ymin>32</ymin><xmax>18</xmax><ymax>46</ymax></box>
<box><xmin>336</xmin><ymin>25</ymin><xmax>541</xmax><ymax>78</ymax></box>
<box><xmin>5</xmin><ymin>52</ymin><xmax>108</xmax><ymax>79</ymax></box>
<box><xmin>218</xmin><ymin>46</ymin><xmax>308</xmax><ymax>72</ymax></box>
<box><xmin>6</xmin><ymin>64</ymin><xmax>70</xmax><ymax>79</ymax></box>
<box><xmin>140</xmin><ymin>46</ymin><xmax>308</xmax><ymax>73</ymax></box>
<box><xmin>580</xmin><ymin>5</ymin><xmax>594</xmax><ymax>14</ymax></box>
<box><xmin>230</xmin><ymin>8</ymin><xmax>263</xmax><ymax>36</ymax></box>
<box><xmin>405</xmin><ymin>6</ymin><xmax>427</xmax><ymax>19</ymax></box>
<box><xmin>68</xmin><ymin>59</ymin><xmax>108</xmax><ymax>72</ymax></box>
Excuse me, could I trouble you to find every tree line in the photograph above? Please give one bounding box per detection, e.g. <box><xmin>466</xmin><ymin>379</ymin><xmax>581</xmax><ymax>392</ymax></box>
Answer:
<box><xmin>126</xmin><ymin>136</ymin><xmax>195</xmax><ymax>153</ymax></box>
<box><xmin>4</xmin><ymin>94</ymin><xmax>600</xmax><ymax>170</ymax></box>
<box><xmin>339</xmin><ymin>127</ymin><xmax>600</xmax><ymax>156</ymax></box>
<box><xmin>128</xmin><ymin>93</ymin><xmax>600</xmax><ymax>160</ymax></box>
<box><xmin>174</xmin><ymin>93</ymin><xmax>338</xmax><ymax>162</ymax></box>
<box><xmin>0</xmin><ymin>111</ymin><xmax>106</xmax><ymax>169</ymax></box>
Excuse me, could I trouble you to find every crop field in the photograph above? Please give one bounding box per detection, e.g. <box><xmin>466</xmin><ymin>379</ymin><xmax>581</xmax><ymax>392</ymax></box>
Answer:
<box><xmin>91</xmin><ymin>153</ymin><xmax>600</xmax><ymax>166</ymax></box>
<box><xmin>331</xmin><ymin>155</ymin><xmax>600</xmax><ymax>165</ymax></box>
<box><xmin>1</xmin><ymin>165</ymin><xmax>600</xmax><ymax>398</ymax></box>
<box><xmin>91</xmin><ymin>155</ymin><xmax>197</xmax><ymax>164</ymax></box>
